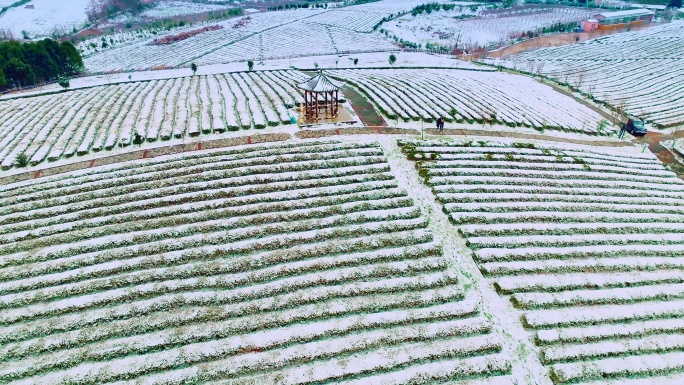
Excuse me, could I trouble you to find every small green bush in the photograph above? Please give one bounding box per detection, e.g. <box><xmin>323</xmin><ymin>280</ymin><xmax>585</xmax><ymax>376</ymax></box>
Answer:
<box><xmin>15</xmin><ymin>153</ymin><xmax>28</xmax><ymax>168</ymax></box>
<box><xmin>512</xmin><ymin>143</ymin><xmax>535</xmax><ymax>149</ymax></box>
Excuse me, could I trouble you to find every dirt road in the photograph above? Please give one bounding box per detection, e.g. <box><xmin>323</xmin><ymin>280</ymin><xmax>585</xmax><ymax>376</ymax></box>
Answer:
<box><xmin>468</xmin><ymin>23</ymin><xmax>653</xmax><ymax>59</ymax></box>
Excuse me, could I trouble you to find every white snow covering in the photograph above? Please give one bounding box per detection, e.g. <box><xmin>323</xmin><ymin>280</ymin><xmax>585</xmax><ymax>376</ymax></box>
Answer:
<box><xmin>330</xmin><ymin>68</ymin><xmax>604</xmax><ymax>133</ymax></box>
<box><xmin>384</xmin><ymin>5</ymin><xmax>595</xmax><ymax>50</ymax></box>
<box><xmin>406</xmin><ymin>138</ymin><xmax>684</xmax><ymax>384</ymax></box>
<box><xmin>486</xmin><ymin>21</ymin><xmax>684</xmax><ymax>128</ymax></box>
<box><xmin>140</xmin><ymin>1</ymin><xmax>233</xmax><ymax>19</ymax></box>
<box><xmin>0</xmin><ymin>70</ymin><xmax>308</xmax><ymax>169</ymax></box>
<box><xmin>0</xmin><ymin>0</ymin><xmax>91</xmax><ymax>38</ymax></box>
<box><xmin>0</xmin><ymin>139</ymin><xmax>512</xmax><ymax>384</ymax></box>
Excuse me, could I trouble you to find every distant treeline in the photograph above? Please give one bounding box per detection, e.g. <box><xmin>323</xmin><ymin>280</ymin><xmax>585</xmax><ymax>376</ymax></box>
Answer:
<box><xmin>206</xmin><ymin>8</ymin><xmax>244</xmax><ymax>20</ymax></box>
<box><xmin>86</xmin><ymin>0</ymin><xmax>150</xmax><ymax>22</ymax></box>
<box><xmin>0</xmin><ymin>39</ymin><xmax>83</xmax><ymax>90</ymax></box>
<box><xmin>267</xmin><ymin>3</ymin><xmax>324</xmax><ymax>11</ymax></box>
<box><xmin>411</xmin><ymin>3</ymin><xmax>458</xmax><ymax>16</ymax></box>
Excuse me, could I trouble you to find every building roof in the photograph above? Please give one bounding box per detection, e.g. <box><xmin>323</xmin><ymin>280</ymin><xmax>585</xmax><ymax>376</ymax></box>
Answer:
<box><xmin>594</xmin><ymin>9</ymin><xmax>654</xmax><ymax>19</ymax></box>
<box><xmin>586</xmin><ymin>18</ymin><xmax>599</xmax><ymax>23</ymax></box>
<box><xmin>297</xmin><ymin>71</ymin><xmax>344</xmax><ymax>92</ymax></box>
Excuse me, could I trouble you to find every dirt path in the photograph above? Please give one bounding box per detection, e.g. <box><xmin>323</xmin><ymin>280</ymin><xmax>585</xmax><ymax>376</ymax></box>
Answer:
<box><xmin>484</xmin><ymin>24</ymin><xmax>653</xmax><ymax>59</ymax></box>
<box><xmin>634</xmin><ymin>132</ymin><xmax>684</xmax><ymax>180</ymax></box>
<box><xmin>378</xmin><ymin>137</ymin><xmax>554</xmax><ymax>385</ymax></box>
<box><xmin>0</xmin><ymin>133</ymin><xmax>289</xmax><ymax>186</ymax></box>
<box><xmin>342</xmin><ymin>85</ymin><xmax>388</xmax><ymax>127</ymax></box>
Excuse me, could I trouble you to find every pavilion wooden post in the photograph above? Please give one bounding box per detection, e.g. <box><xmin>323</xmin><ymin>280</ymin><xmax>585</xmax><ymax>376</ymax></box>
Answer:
<box><xmin>334</xmin><ymin>90</ymin><xmax>339</xmax><ymax>117</ymax></box>
<box><xmin>297</xmin><ymin>71</ymin><xmax>343</xmax><ymax>123</ymax></box>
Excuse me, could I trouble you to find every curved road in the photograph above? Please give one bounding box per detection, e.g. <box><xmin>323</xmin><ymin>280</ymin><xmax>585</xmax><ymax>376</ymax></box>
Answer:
<box><xmin>635</xmin><ymin>131</ymin><xmax>684</xmax><ymax>180</ymax></box>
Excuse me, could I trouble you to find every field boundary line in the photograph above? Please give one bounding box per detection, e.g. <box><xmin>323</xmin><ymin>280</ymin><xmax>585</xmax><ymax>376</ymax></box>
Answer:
<box><xmin>296</xmin><ymin>126</ymin><xmax>629</xmax><ymax>147</ymax></box>
<box><xmin>0</xmin><ymin>132</ymin><xmax>290</xmax><ymax>186</ymax></box>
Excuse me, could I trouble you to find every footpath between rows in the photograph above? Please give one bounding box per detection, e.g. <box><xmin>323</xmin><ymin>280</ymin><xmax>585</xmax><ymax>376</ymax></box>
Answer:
<box><xmin>0</xmin><ymin>133</ymin><xmax>289</xmax><ymax>186</ymax></box>
<box><xmin>3</xmin><ymin>126</ymin><xmax>681</xmax><ymax>186</ymax></box>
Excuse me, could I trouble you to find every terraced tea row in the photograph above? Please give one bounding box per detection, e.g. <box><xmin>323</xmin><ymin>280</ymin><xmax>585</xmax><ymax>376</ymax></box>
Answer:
<box><xmin>487</xmin><ymin>21</ymin><xmax>684</xmax><ymax>128</ymax></box>
<box><xmin>0</xmin><ymin>70</ymin><xmax>308</xmax><ymax>170</ymax></box>
<box><xmin>403</xmin><ymin>138</ymin><xmax>684</xmax><ymax>384</ymax></box>
<box><xmin>0</xmin><ymin>140</ymin><xmax>513</xmax><ymax>384</ymax></box>
<box><xmin>329</xmin><ymin>68</ymin><xmax>605</xmax><ymax>134</ymax></box>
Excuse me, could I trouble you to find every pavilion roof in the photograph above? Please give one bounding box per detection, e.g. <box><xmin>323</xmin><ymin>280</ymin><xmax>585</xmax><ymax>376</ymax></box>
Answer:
<box><xmin>297</xmin><ymin>71</ymin><xmax>344</xmax><ymax>92</ymax></box>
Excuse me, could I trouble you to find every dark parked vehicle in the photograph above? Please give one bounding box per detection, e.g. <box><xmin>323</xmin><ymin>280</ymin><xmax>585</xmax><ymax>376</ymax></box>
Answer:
<box><xmin>623</xmin><ymin>117</ymin><xmax>647</xmax><ymax>136</ymax></box>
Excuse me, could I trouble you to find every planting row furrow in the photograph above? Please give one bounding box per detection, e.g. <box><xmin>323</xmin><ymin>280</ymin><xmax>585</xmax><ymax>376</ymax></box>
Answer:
<box><xmin>480</xmin><ymin>256</ymin><xmax>684</xmax><ymax>276</ymax></box>
<box><xmin>405</xmin><ymin>138</ymin><xmax>684</xmax><ymax>384</ymax></box>
<box><xmin>0</xmin><ymin>187</ymin><xmax>409</xmax><ymax>253</ymax></box>
<box><xmin>495</xmin><ymin>270</ymin><xmax>684</xmax><ymax>295</ymax></box>
<box><xmin>0</xmin><ymin>70</ymin><xmax>314</xmax><ymax>169</ymax></box>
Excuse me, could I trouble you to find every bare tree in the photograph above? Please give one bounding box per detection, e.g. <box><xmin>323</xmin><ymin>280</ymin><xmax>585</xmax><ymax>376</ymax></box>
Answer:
<box><xmin>662</xmin><ymin>9</ymin><xmax>678</xmax><ymax>23</ymax></box>
<box><xmin>0</xmin><ymin>29</ymin><xmax>14</xmax><ymax>41</ymax></box>
<box><xmin>667</xmin><ymin>124</ymin><xmax>682</xmax><ymax>148</ymax></box>
<box><xmin>587</xmin><ymin>83</ymin><xmax>596</xmax><ymax>99</ymax></box>
<box><xmin>534</xmin><ymin>62</ymin><xmax>545</xmax><ymax>77</ymax></box>
<box><xmin>449</xmin><ymin>27</ymin><xmax>462</xmax><ymax>54</ymax></box>
<box><xmin>574</xmin><ymin>67</ymin><xmax>587</xmax><ymax>90</ymax></box>
<box><xmin>609</xmin><ymin>98</ymin><xmax>629</xmax><ymax>128</ymax></box>
<box><xmin>87</xmin><ymin>0</ymin><xmax>146</xmax><ymax>22</ymax></box>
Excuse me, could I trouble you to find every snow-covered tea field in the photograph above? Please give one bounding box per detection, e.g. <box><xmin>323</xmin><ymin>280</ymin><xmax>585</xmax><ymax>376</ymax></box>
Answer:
<box><xmin>404</xmin><ymin>138</ymin><xmax>684</xmax><ymax>384</ymax></box>
<box><xmin>138</xmin><ymin>0</ymin><xmax>234</xmax><ymax>19</ymax></box>
<box><xmin>0</xmin><ymin>140</ymin><xmax>514</xmax><ymax>384</ymax></box>
<box><xmin>383</xmin><ymin>6</ymin><xmax>593</xmax><ymax>50</ymax></box>
<box><xmin>82</xmin><ymin>9</ymin><xmax>325</xmax><ymax>72</ymax></box>
<box><xmin>306</xmin><ymin>0</ymin><xmax>448</xmax><ymax>33</ymax></box>
<box><xmin>487</xmin><ymin>21</ymin><xmax>684</xmax><ymax>128</ymax></box>
<box><xmin>191</xmin><ymin>23</ymin><xmax>394</xmax><ymax>66</ymax></box>
<box><xmin>81</xmin><ymin>1</ymin><xmax>421</xmax><ymax>73</ymax></box>
<box><xmin>0</xmin><ymin>0</ymin><xmax>91</xmax><ymax>38</ymax></box>
<box><xmin>330</xmin><ymin>68</ymin><xmax>605</xmax><ymax>133</ymax></box>
<box><xmin>0</xmin><ymin>70</ymin><xmax>309</xmax><ymax>169</ymax></box>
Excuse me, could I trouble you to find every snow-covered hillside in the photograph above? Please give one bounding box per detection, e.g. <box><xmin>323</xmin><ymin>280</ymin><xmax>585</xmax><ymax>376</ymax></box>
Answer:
<box><xmin>405</xmin><ymin>138</ymin><xmax>684</xmax><ymax>384</ymax></box>
<box><xmin>0</xmin><ymin>139</ymin><xmax>514</xmax><ymax>384</ymax></box>
<box><xmin>0</xmin><ymin>0</ymin><xmax>91</xmax><ymax>38</ymax></box>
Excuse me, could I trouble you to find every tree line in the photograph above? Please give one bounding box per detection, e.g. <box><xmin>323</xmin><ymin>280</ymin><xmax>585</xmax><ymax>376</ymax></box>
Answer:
<box><xmin>86</xmin><ymin>0</ymin><xmax>150</xmax><ymax>22</ymax></box>
<box><xmin>0</xmin><ymin>39</ymin><xmax>83</xmax><ymax>90</ymax></box>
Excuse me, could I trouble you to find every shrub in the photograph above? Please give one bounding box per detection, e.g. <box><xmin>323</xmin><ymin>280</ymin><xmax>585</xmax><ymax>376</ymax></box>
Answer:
<box><xmin>15</xmin><ymin>153</ymin><xmax>28</xmax><ymax>168</ymax></box>
<box><xmin>58</xmin><ymin>75</ymin><xmax>70</xmax><ymax>89</ymax></box>
<box><xmin>512</xmin><ymin>143</ymin><xmax>535</xmax><ymax>149</ymax></box>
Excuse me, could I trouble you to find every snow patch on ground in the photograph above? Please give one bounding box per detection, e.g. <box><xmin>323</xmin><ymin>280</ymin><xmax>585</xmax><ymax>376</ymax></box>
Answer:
<box><xmin>0</xmin><ymin>0</ymin><xmax>91</xmax><ymax>38</ymax></box>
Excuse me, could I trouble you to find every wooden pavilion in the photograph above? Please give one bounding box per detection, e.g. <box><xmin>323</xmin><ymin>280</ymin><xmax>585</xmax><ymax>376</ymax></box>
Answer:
<box><xmin>297</xmin><ymin>71</ymin><xmax>344</xmax><ymax>121</ymax></box>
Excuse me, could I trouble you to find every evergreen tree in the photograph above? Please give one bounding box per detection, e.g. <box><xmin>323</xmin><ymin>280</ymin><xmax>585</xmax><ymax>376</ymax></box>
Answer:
<box><xmin>0</xmin><ymin>38</ymin><xmax>83</xmax><ymax>90</ymax></box>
